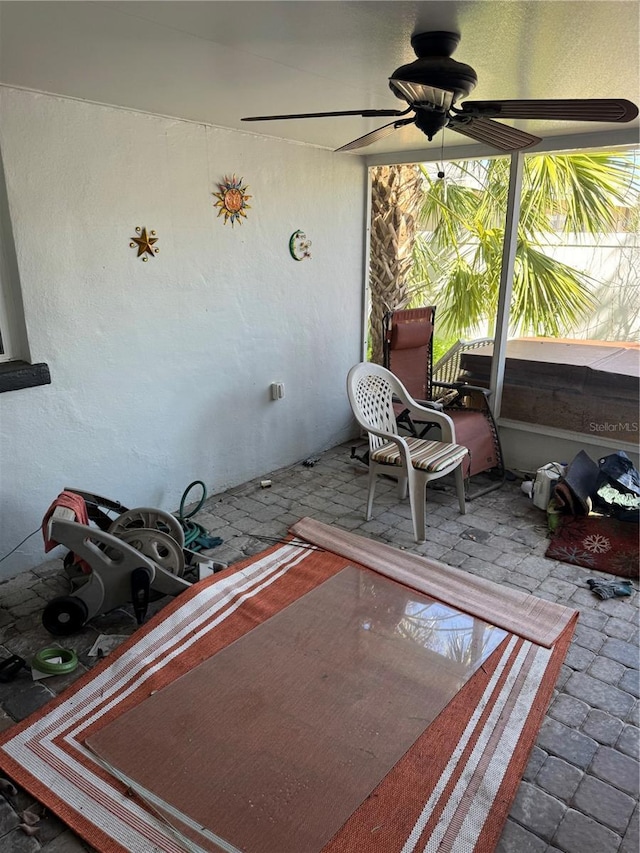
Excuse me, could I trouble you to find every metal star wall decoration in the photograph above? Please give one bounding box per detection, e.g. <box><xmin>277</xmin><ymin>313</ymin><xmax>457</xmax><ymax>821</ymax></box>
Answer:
<box><xmin>213</xmin><ymin>175</ymin><xmax>251</xmax><ymax>226</ymax></box>
<box><xmin>130</xmin><ymin>226</ymin><xmax>159</xmax><ymax>261</ymax></box>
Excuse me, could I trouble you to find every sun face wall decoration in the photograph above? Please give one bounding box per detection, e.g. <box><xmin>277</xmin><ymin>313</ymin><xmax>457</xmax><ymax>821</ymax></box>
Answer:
<box><xmin>213</xmin><ymin>175</ymin><xmax>251</xmax><ymax>226</ymax></box>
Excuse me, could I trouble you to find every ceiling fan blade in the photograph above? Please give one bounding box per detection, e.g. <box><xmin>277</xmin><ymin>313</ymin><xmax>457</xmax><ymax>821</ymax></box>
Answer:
<box><xmin>449</xmin><ymin>116</ymin><xmax>541</xmax><ymax>151</ymax></box>
<box><xmin>335</xmin><ymin>117</ymin><xmax>416</xmax><ymax>152</ymax></box>
<box><xmin>242</xmin><ymin>108</ymin><xmax>410</xmax><ymax>122</ymax></box>
<box><xmin>458</xmin><ymin>99</ymin><xmax>639</xmax><ymax>123</ymax></box>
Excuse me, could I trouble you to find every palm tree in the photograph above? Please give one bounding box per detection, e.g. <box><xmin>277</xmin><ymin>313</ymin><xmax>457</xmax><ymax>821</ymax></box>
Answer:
<box><xmin>373</xmin><ymin>151</ymin><xmax>637</xmax><ymax>343</ymax></box>
<box><xmin>368</xmin><ymin>164</ymin><xmax>422</xmax><ymax>363</ymax></box>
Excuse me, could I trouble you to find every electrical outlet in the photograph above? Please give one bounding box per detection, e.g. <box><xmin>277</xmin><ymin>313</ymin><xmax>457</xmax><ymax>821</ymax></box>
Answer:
<box><xmin>270</xmin><ymin>382</ymin><xmax>285</xmax><ymax>400</ymax></box>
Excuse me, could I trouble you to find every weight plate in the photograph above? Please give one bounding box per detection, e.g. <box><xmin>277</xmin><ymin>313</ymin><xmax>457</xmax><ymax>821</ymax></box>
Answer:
<box><xmin>108</xmin><ymin>507</ymin><xmax>185</xmax><ymax>549</ymax></box>
<box><xmin>118</xmin><ymin>528</ymin><xmax>185</xmax><ymax>577</ymax></box>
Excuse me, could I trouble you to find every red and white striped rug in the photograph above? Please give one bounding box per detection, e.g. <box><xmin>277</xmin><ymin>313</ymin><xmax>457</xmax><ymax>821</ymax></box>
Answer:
<box><xmin>0</xmin><ymin>520</ymin><xmax>576</xmax><ymax>853</ymax></box>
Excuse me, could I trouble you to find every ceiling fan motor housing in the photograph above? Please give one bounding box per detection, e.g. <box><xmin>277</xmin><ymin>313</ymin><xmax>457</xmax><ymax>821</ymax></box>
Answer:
<box><xmin>389</xmin><ymin>31</ymin><xmax>478</xmax><ymax>105</ymax></box>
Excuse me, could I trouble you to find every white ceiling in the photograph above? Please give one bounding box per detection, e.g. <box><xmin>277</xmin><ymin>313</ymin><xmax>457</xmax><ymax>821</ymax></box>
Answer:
<box><xmin>0</xmin><ymin>1</ymin><xmax>638</xmax><ymax>159</ymax></box>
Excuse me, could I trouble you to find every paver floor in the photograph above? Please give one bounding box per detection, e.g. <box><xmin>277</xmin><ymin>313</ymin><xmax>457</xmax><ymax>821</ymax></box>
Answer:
<box><xmin>0</xmin><ymin>441</ymin><xmax>637</xmax><ymax>852</ymax></box>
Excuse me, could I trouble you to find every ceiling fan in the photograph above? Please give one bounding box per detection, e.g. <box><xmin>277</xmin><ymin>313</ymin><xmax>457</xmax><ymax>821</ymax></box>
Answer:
<box><xmin>242</xmin><ymin>30</ymin><xmax>638</xmax><ymax>153</ymax></box>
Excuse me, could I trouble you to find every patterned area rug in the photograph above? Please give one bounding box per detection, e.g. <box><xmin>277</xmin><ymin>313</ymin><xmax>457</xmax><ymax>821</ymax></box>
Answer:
<box><xmin>0</xmin><ymin>520</ymin><xmax>577</xmax><ymax>853</ymax></box>
<box><xmin>545</xmin><ymin>515</ymin><xmax>639</xmax><ymax>578</ymax></box>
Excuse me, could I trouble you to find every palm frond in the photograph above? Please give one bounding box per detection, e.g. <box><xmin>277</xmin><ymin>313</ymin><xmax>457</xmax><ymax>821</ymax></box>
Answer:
<box><xmin>432</xmin><ymin>256</ymin><xmax>493</xmax><ymax>337</ymax></box>
<box><xmin>523</xmin><ymin>152</ymin><xmax>637</xmax><ymax>234</ymax></box>
<box><xmin>371</xmin><ymin>152</ymin><xmax>637</xmax><ymax>344</ymax></box>
<box><xmin>510</xmin><ymin>244</ymin><xmax>596</xmax><ymax>336</ymax></box>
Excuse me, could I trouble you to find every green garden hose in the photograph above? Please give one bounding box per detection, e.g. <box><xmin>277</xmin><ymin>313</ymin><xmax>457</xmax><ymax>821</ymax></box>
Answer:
<box><xmin>177</xmin><ymin>481</ymin><xmax>223</xmax><ymax>552</ymax></box>
<box><xmin>32</xmin><ymin>647</ymin><xmax>78</xmax><ymax>676</ymax></box>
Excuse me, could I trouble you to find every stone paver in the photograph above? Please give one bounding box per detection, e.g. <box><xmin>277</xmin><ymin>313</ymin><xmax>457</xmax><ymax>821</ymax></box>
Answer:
<box><xmin>523</xmin><ymin>744</ymin><xmax>548</xmax><ymax>782</ymax></box>
<box><xmin>572</xmin><ymin>623</ymin><xmax>607</xmax><ymax>653</ymax></box>
<box><xmin>40</xmin><ymin>831</ymin><xmax>90</xmax><ymax>852</ymax></box>
<box><xmin>604</xmin><ymin>617</ymin><xmax>636</xmax><ymax>641</ymax></box>
<box><xmin>617</xmin><ymin>723</ymin><xmax>640</xmax><ymax>759</ymax></box>
<box><xmin>510</xmin><ymin>781</ymin><xmax>566</xmax><ymax>841</ymax></box>
<box><xmin>620</xmin><ymin>804</ymin><xmax>639</xmax><ymax>853</ymax></box>
<box><xmin>575</xmin><ymin>609</ymin><xmax>607</xmax><ymax>631</ymax></box>
<box><xmin>537</xmin><ymin>718</ymin><xmax>598</xmax><ymax>769</ymax></box>
<box><xmin>619</xmin><ymin>668</ymin><xmax>640</xmax><ymax>698</ymax></box>
<box><xmin>495</xmin><ymin>817</ymin><xmax>547</xmax><ymax>853</ymax></box>
<box><xmin>590</xmin><ymin>745</ymin><xmax>640</xmax><ymax>796</ymax></box>
<box><xmin>536</xmin><ymin>756</ymin><xmax>583</xmax><ymax>800</ymax></box>
<box><xmin>548</xmin><ymin>694</ymin><xmax>590</xmax><ymax>727</ymax></box>
<box><xmin>564</xmin><ymin>671</ymin><xmax>636</xmax><ymax>717</ymax></box>
<box><xmin>0</xmin><ymin>443</ymin><xmax>637</xmax><ymax>853</ymax></box>
<box><xmin>587</xmin><ymin>654</ymin><xmax>626</xmax><ymax>685</ymax></box>
<box><xmin>564</xmin><ymin>644</ymin><xmax>596</xmax><ymax>672</ymax></box>
<box><xmin>600</xmin><ymin>637</ymin><xmax>639</xmax><ymax>670</ymax></box>
<box><xmin>553</xmin><ymin>809</ymin><xmax>621</xmax><ymax>853</ymax></box>
<box><xmin>572</xmin><ymin>774</ymin><xmax>636</xmax><ymax>833</ymax></box>
<box><xmin>581</xmin><ymin>709</ymin><xmax>625</xmax><ymax>745</ymax></box>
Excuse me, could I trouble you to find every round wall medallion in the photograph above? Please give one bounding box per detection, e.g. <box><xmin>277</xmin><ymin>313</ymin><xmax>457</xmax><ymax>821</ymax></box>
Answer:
<box><xmin>289</xmin><ymin>230</ymin><xmax>312</xmax><ymax>261</ymax></box>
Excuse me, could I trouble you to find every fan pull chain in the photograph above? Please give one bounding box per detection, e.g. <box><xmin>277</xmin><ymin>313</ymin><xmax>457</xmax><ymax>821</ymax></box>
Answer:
<box><xmin>437</xmin><ymin>132</ymin><xmax>445</xmax><ymax>180</ymax></box>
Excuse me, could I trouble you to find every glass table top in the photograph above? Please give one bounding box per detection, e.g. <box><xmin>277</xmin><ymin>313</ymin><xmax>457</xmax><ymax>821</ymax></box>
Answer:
<box><xmin>86</xmin><ymin>565</ymin><xmax>506</xmax><ymax>853</ymax></box>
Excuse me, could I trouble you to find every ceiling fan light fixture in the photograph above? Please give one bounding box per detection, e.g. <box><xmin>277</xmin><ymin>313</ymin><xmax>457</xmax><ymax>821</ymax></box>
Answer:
<box><xmin>388</xmin><ymin>81</ymin><xmax>455</xmax><ymax>111</ymax></box>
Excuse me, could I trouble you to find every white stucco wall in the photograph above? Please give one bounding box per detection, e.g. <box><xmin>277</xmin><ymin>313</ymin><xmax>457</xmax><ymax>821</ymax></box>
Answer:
<box><xmin>0</xmin><ymin>88</ymin><xmax>366</xmax><ymax>578</ymax></box>
<box><xmin>498</xmin><ymin>420</ymin><xmax>639</xmax><ymax>476</ymax></box>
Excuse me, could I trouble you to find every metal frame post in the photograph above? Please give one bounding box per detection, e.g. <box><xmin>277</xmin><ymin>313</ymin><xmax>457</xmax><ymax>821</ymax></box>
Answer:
<box><xmin>490</xmin><ymin>152</ymin><xmax>525</xmax><ymax>419</ymax></box>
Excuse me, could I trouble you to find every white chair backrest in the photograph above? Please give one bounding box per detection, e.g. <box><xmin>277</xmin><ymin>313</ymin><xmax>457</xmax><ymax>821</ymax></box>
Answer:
<box><xmin>347</xmin><ymin>363</ymin><xmax>406</xmax><ymax>451</ymax></box>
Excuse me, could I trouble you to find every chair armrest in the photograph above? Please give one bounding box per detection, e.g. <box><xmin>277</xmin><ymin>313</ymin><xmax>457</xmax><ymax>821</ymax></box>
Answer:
<box><xmin>393</xmin><ymin>393</ymin><xmax>443</xmax><ymax>412</ymax></box>
<box><xmin>433</xmin><ymin>380</ymin><xmax>492</xmax><ymax>397</ymax></box>
<box><xmin>449</xmin><ymin>386</ymin><xmax>494</xmax><ymax>414</ymax></box>
<box><xmin>458</xmin><ymin>384</ymin><xmax>492</xmax><ymax>398</ymax></box>
<box><xmin>365</xmin><ymin>428</ymin><xmax>413</xmax><ymax>465</ymax></box>
<box><xmin>403</xmin><ymin>396</ymin><xmax>443</xmax><ymax>412</ymax></box>
<box><xmin>401</xmin><ymin>403</ymin><xmax>456</xmax><ymax>444</ymax></box>
<box><xmin>434</xmin><ymin>381</ymin><xmax>493</xmax><ymax>413</ymax></box>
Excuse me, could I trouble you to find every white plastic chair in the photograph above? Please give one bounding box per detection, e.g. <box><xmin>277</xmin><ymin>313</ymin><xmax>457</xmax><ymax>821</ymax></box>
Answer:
<box><xmin>347</xmin><ymin>362</ymin><xmax>468</xmax><ymax>543</ymax></box>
